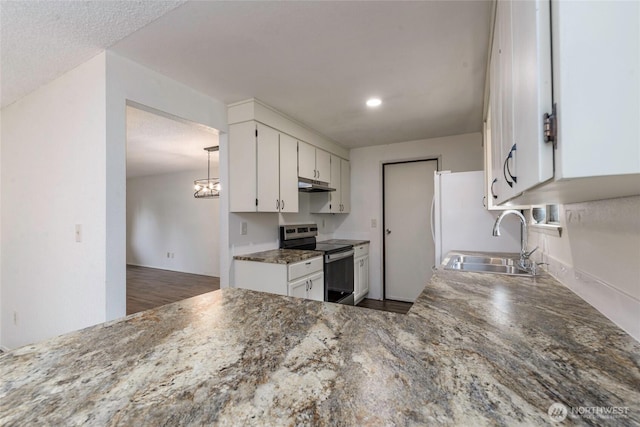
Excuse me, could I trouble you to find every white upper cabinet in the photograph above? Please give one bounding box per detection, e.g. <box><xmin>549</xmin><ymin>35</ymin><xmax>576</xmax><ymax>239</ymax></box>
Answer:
<box><xmin>310</xmin><ymin>155</ymin><xmax>350</xmax><ymax>214</ymax></box>
<box><xmin>486</xmin><ymin>0</ymin><xmax>638</xmax><ymax>205</ymax></box>
<box><xmin>256</xmin><ymin>123</ymin><xmax>280</xmax><ymax>212</ymax></box>
<box><xmin>298</xmin><ymin>141</ymin><xmax>330</xmax><ymax>182</ymax></box>
<box><xmin>298</xmin><ymin>141</ymin><xmax>316</xmax><ymax>180</ymax></box>
<box><xmin>229</xmin><ymin>121</ymin><xmax>258</xmax><ymax>212</ymax></box>
<box><xmin>488</xmin><ymin>0</ymin><xmax>553</xmax><ymax>204</ymax></box>
<box><xmin>278</xmin><ymin>133</ymin><xmax>299</xmax><ymax>213</ymax></box>
<box><xmin>229</xmin><ymin>121</ymin><xmax>298</xmax><ymax>213</ymax></box>
<box><xmin>340</xmin><ymin>158</ymin><xmax>351</xmax><ymax>213</ymax></box>
<box><xmin>551</xmin><ymin>1</ymin><xmax>639</xmax><ymax>180</ymax></box>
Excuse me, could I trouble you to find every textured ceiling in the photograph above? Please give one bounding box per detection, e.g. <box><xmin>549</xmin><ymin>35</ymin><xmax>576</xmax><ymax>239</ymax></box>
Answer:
<box><xmin>0</xmin><ymin>0</ymin><xmax>185</xmax><ymax>108</ymax></box>
<box><xmin>126</xmin><ymin>105</ymin><xmax>218</xmax><ymax>179</ymax></box>
<box><xmin>1</xmin><ymin>1</ymin><xmax>492</xmax><ymax>149</ymax></box>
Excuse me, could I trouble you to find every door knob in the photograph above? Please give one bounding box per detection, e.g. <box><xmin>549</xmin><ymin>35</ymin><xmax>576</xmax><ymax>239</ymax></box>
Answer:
<box><xmin>385</xmin><ymin>229</ymin><xmax>391</xmax><ymax>235</ymax></box>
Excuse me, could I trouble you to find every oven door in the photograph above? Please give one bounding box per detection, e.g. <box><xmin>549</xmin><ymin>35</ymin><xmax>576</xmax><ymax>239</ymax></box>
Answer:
<box><xmin>324</xmin><ymin>249</ymin><xmax>354</xmax><ymax>296</ymax></box>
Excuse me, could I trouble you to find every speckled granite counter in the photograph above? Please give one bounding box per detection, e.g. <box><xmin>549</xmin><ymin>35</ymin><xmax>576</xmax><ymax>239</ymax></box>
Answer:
<box><xmin>1</xmin><ymin>252</ymin><xmax>639</xmax><ymax>425</ymax></box>
<box><xmin>319</xmin><ymin>238</ymin><xmax>370</xmax><ymax>246</ymax></box>
<box><xmin>233</xmin><ymin>248</ymin><xmax>321</xmax><ymax>264</ymax></box>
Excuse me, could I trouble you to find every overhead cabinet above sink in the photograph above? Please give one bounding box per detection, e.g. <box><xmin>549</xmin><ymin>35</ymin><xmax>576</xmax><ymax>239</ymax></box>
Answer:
<box><xmin>485</xmin><ymin>0</ymin><xmax>640</xmax><ymax>206</ymax></box>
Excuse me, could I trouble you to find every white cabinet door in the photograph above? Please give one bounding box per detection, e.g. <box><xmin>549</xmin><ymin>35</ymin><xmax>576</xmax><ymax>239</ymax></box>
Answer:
<box><xmin>256</xmin><ymin>123</ymin><xmax>280</xmax><ymax>212</ymax></box>
<box><xmin>510</xmin><ymin>0</ymin><xmax>553</xmax><ymax>193</ymax></box>
<box><xmin>315</xmin><ymin>149</ymin><xmax>331</xmax><ymax>183</ymax></box>
<box><xmin>279</xmin><ymin>133</ymin><xmax>298</xmax><ymax>213</ymax></box>
<box><xmin>288</xmin><ymin>276</ymin><xmax>309</xmax><ymax>299</ymax></box>
<box><xmin>497</xmin><ymin>0</ymin><xmax>517</xmax><ymax>202</ymax></box>
<box><xmin>353</xmin><ymin>256</ymin><xmax>361</xmax><ymax>298</ymax></box>
<box><xmin>298</xmin><ymin>141</ymin><xmax>316</xmax><ymax>180</ymax></box>
<box><xmin>361</xmin><ymin>255</ymin><xmax>369</xmax><ymax>296</ymax></box>
<box><xmin>329</xmin><ymin>155</ymin><xmax>341</xmax><ymax>213</ymax></box>
<box><xmin>354</xmin><ymin>255</ymin><xmax>369</xmax><ymax>303</ymax></box>
<box><xmin>288</xmin><ymin>272</ymin><xmax>324</xmax><ymax>301</ymax></box>
<box><xmin>307</xmin><ymin>272</ymin><xmax>324</xmax><ymax>302</ymax></box>
<box><xmin>229</xmin><ymin>122</ymin><xmax>257</xmax><ymax>212</ymax></box>
<box><xmin>340</xmin><ymin>159</ymin><xmax>350</xmax><ymax>213</ymax></box>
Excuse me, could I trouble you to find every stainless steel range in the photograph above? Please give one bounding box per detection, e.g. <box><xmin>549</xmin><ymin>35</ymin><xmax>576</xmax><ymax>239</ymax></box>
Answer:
<box><xmin>279</xmin><ymin>224</ymin><xmax>355</xmax><ymax>305</ymax></box>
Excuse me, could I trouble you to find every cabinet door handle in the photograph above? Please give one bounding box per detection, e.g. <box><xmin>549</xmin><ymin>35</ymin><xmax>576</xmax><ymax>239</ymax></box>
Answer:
<box><xmin>491</xmin><ymin>178</ymin><xmax>498</xmax><ymax>199</ymax></box>
<box><xmin>503</xmin><ymin>144</ymin><xmax>518</xmax><ymax>188</ymax></box>
<box><xmin>309</xmin><ymin>280</ymin><xmax>312</xmax><ymax>289</ymax></box>
<box><xmin>276</xmin><ymin>199</ymin><xmax>280</xmax><ymax>210</ymax></box>
<box><xmin>281</xmin><ymin>199</ymin><xmax>285</xmax><ymax>210</ymax></box>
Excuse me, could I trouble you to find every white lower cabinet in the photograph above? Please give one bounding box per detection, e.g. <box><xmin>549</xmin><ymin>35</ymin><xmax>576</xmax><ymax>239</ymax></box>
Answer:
<box><xmin>353</xmin><ymin>244</ymin><xmax>369</xmax><ymax>304</ymax></box>
<box><xmin>288</xmin><ymin>272</ymin><xmax>324</xmax><ymax>301</ymax></box>
<box><xmin>235</xmin><ymin>256</ymin><xmax>324</xmax><ymax>302</ymax></box>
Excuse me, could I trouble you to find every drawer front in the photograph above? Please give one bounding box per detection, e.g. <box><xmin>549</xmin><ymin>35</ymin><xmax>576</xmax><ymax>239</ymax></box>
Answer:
<box><xmin>288</xmin><ymin>256</ymin><xmax>323</xmax><ymax>281</ymax></box>
<box><xmin>354</xmin><ymin>244</ymin><xmax>369</xmax><ymax>258</ymax></box>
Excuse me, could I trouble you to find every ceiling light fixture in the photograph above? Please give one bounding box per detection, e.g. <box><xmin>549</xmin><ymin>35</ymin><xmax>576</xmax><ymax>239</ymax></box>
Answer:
<box><xmin>194</xmin><ymin>146</ymin><xmax>220</xmax><ymax>198</ymax></box>
<box><xmin>366</xmin><ymin>97</ymin><xmax>382</xmax><ymax>107</ymax></box>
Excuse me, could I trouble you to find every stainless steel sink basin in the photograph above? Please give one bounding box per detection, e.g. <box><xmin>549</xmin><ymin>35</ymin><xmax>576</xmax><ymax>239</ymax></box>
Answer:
<box><xmin>444</xmin><ymin>254</ymin><xmax>535</xmax><ymax>276</ymax></box>
<box><xmin>453</xmin><ymin>255</ymin><xmax>517</xmax><ymax>266</ymax></box>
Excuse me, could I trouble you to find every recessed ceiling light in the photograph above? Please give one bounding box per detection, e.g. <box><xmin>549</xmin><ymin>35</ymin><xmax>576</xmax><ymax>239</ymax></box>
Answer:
<box><xmin>366</xmin><ymin>98</ymin><xmax>382</xmax><ymax>107</ymax></box>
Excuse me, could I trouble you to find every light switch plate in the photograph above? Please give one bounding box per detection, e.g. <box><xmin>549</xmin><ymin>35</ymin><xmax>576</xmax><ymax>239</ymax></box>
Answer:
<box><xmin>371</xmin><ymin>219</ymin><xmax>377</xmax><ymax>228</ymax></box>
<box><xmin>241</xmin><ymin>222</ymin><xmax>248</xmax><ymax>235</ymax></box>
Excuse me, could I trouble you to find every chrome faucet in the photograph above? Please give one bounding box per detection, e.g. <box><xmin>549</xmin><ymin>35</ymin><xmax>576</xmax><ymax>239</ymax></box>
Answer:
<box><xmin>492</xmin><ymin>209</ymin><xmax>538</xmax><ymax>274</ymax></box>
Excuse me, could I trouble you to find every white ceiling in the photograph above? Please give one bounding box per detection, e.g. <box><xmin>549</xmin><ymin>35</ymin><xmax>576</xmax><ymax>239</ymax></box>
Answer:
<box><xmin>126</xmin><ymin>105</ymin><xmax>218</xmax><ymax>178</ymax></box>
<box><xmin>1</xmin><ymin>1</ymin><xmax>493</xmax><ymax>149</ymax></box>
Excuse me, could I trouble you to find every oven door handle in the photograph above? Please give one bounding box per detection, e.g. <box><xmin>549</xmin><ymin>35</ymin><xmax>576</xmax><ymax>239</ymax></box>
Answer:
<box><xmin>325</xmin><ymin>250</ymin><xmax>354</xmax><ymax>262</ymax></box>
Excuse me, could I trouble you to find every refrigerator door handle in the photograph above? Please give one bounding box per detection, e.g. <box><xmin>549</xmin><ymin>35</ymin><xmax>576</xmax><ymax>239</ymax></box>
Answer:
<box><xmin>430</xmin><ymin>195</ymin><xmax>436</xmax><ymax>244</ymax></box>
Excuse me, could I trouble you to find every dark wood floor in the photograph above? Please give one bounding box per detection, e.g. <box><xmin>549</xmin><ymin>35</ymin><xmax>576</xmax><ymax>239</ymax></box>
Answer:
<box><xmin>127</xmin><ymin>265</ymin><xmax>220</xmax><ymax>315</ymax></box>
<box><xmin>356</xmin><ymin>298</ymin><xmax>413</xmax><ymax>314</ymax></box>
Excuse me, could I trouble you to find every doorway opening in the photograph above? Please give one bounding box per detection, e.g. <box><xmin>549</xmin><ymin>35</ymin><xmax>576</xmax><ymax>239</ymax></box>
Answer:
<box><xmin>125</xmin><ymin>103</ymin><xmax>221</xmax><ymax>314</ymax></box>
<box><xmin>382</xmin><ymin>158</ymin><xmax>439</xmax><ymax>303</ymax></box>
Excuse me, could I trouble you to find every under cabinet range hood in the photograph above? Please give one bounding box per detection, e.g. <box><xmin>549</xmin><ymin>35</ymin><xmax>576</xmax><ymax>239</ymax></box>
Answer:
<box><xmin>298</xmin><ymin>177</ymin><xmax>336</xmax><ymax>193</ymax></box>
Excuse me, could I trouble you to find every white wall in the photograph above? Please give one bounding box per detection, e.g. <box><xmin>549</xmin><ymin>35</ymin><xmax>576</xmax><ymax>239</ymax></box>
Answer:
<box><xmin>1</xmin><ymin>53</ymin><xmax>107</xmax><ymax>349</ymax></box>
<box><xmin>127</xmin><ymin>169</ymin><xmax>220</xmax><ymax>276</ymax></box>
<box><xmin>335</xmin><ymin>132</ymin><xmax>484</xmax><ymax>299</ymax></box>
<box><xmin>0</xmin><ymin>51</ymin><xmax>228</xmax><ymax>350</ymax></box>
<box><xmin>106</xmin><ymin>51</ymin><xmax>228</xmax><ymax>321</ymax></box>
<box><xmin>529</xmin><ymin>196</ymin><xmax>640</xmax><ymax>342</ymax></box>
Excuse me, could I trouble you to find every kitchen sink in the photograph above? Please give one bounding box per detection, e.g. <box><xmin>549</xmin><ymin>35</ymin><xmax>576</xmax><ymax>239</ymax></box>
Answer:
<box><xmin>444</xmin><ymin>254</ymin><xmax>535</xmax><ymax>277</ymax></box>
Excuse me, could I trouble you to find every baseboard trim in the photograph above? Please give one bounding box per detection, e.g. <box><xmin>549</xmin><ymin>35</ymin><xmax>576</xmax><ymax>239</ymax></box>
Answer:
<box><xmin>541</xmin><ymin>253</ymin><xmax>640</xmax><ymax>343</ymax></box>
<box><xmin>126</xmin><ymin>263</ymin><xmax>217</xmax><ymax>278</ymax></box>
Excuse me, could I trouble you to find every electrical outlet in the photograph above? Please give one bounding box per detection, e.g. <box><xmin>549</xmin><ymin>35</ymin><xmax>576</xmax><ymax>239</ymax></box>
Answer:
<box><xmin>171</xmin><ymin>253</ymin><xmax>175</xmax><ymax>259</ymax></box>
<box><xmin>167</xmin><ymin>252</ymin><xmax>171</xmax><ymax>258</ymax></box>
<box><xmin>241</xmin><ymin>222</ymin><xmax>248</xmax><ymax>235</ymax></box>
<box><xmin>13</xmin><ymin>311</ymin><xmax>17</xmax><ymax>326</ymax></box>
<box><xmin>75</xmin><ymin>224</ymin><xmax>82</xmax><ymax>242</ymax></box>
<box><xmin>371</xmin><ymin>219</ymin><xmax>377</xmax><ymax>228</ymax></box>
<box><xmin>322</xmin><ymin>219</ymin><xmax>325</xmax><ymax>228</ymax></box>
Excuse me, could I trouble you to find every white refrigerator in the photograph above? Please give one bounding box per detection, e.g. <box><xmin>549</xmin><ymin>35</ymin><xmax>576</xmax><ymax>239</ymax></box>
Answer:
<box><xmin>432</xmin><ymin>171</ymin><xmax>521</xmax><ymax>266</ymax></box>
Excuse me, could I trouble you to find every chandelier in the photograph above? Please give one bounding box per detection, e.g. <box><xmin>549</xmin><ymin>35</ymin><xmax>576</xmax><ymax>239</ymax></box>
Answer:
<box><xmin>194</xmin><ymin>146</ymin><xmax>220</xmax><ymax>198</ymax></box>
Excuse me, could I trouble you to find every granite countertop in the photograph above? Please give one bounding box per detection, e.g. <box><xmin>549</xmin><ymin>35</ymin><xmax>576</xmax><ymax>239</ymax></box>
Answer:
<box><xmin>2</xmin><ymin>251</ymin><xmax>639</xmax><ymax>425</ymax></box>
<box><xmin>320</xmin><ymin>238</ymin><xmax>370</xmax><ymax>246</ymax></box>
<box><xmin>233</xmin><ymin>248</ymin><xmax>322</xmax><ymax>264</ymax></box>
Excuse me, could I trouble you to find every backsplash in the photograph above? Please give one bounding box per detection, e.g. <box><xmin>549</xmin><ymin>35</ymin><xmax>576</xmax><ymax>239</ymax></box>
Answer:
<box><xmin>528</xmin><ymin>196</ymin><xmax>640</xmax><ymax>342</ymax></box>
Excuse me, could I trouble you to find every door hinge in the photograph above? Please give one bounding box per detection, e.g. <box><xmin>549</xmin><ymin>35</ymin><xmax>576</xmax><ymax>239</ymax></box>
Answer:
<box><xmin>543</xmin><ymin>103</ymin><xmax>557</xmax><ymax>147</ymax></box>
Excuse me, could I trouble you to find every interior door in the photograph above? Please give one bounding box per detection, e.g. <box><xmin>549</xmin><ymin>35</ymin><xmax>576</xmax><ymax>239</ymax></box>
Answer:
<box><xmin>384</xmin><ymin>160</ymin><xmax>438</xmax><ymax>302</ymax></box>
